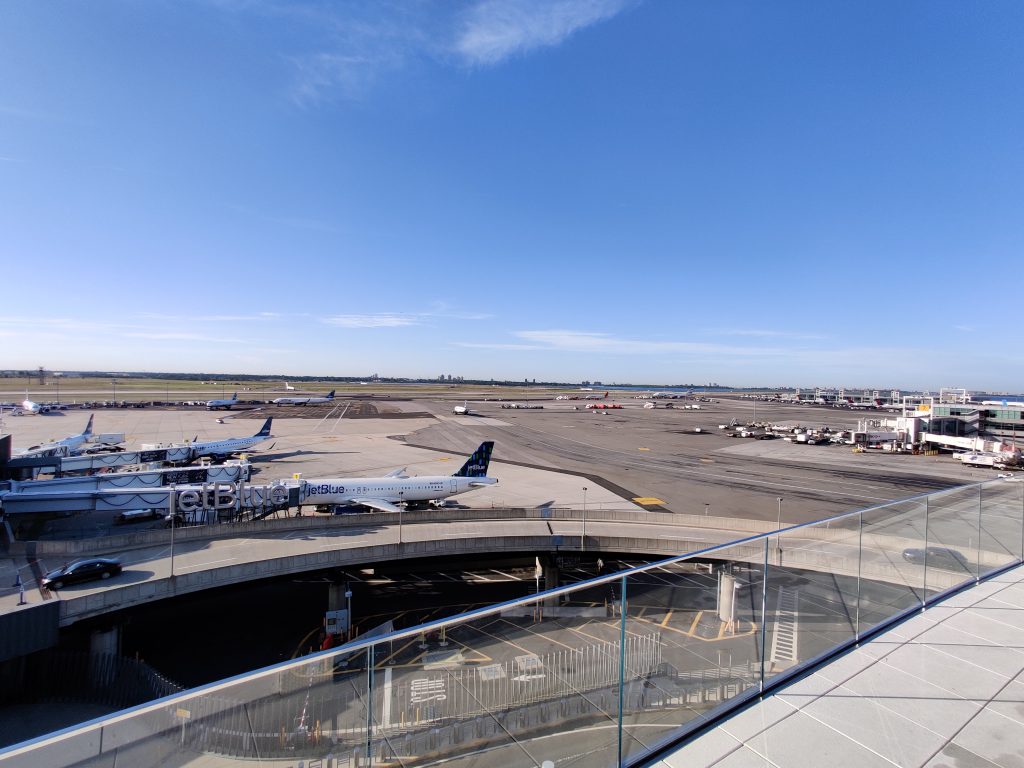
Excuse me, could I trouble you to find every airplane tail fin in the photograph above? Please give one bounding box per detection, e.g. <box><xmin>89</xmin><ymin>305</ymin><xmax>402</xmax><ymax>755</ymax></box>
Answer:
<box><xmin>254</xmin><ymin>417</ymin><xmax>273</xmax><ymax>437</ymax></box>
<box><xmin>83</xmin><ymin>415</ymin><xmax>93</xmax><ymax>436</ymax></box>
<box><xmin>326</xmin><ymin>390</ymin><xmax>335</xmax><ymax>400</ymax></box>
<box><xmin>604</xmin><ymin>391</ymin><xmax>609</xmax><ymax>399</ymax></box>
<box><xmin>232</xmin><ymin>392</ymin><xmax>238</xmax><ymax>400</ymax></box>
<box><xmin>453</xmin><ymin>441</ymin><xmax>494</xmax><ymax>478</ymax></box>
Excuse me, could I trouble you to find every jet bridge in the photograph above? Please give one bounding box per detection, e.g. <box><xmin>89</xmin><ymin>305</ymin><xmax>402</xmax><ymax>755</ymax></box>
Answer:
<box><xmin>1</xmin><ymin>461</ymin><xmax>251</xmax><ymax>497</ymax></box>
<box><xmin>0</xmin><ymin>476</ymin><xmax>300</xmax><ymax>520</ymax></box>
<box><xmin>4</xmin><ymin>446</ymin><xmax>197</xmax><ymax>479</ymax></box>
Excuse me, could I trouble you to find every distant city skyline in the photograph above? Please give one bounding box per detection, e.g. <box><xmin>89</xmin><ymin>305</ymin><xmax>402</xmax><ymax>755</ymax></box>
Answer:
<box><xmin>2</xmin><ymin>2</ymin><xmax>1022</xmax><ymax>390</ymax></box>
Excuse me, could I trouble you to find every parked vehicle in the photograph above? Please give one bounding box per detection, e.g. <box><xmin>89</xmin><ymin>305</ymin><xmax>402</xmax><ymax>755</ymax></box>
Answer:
<box><xmin>114</xmin><ymin>509</ymin><xmax>162</xmax><ymax>524</ymax></box>
<box><xmin>901</xmin><ymin>547</ymin><xmax>969</xmax><ymax>571</ymax></box>
<box><xmin>41</xmin><ymin>558</ymin><xmax>123</xmax><ymax>590</ymax></box>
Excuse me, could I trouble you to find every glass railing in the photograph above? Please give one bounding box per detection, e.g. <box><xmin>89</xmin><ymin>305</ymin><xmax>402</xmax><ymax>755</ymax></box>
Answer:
<box><xmin>2</xmin><ymin>478</ymin><xmax>1022</xmax><ymax>768</ymax></box>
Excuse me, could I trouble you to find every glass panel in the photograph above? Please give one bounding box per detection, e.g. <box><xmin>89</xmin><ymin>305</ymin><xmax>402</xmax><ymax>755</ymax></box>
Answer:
<box><xmin>858</xmin><ymin>498</ymin><xmax>929</xmax><ymax>634</ymax></box>
<box><xmin>359</xmin><ymin>578</ymin><xmax>623</xmax><ymax>768</ymax></box>
<box><xmin>8</xmin><ymin>482</ymin><xmax>1020</xmax><ymax>768</ymax></box>
<box><xmin>618</xmin><ymin>542</ymin><xmax>766</xmax><ymax>762</ymax></box>
<box><xmin>757</xmin><ymin>512</ymin><xmax>863</xmax><ymax>687</ymax></box>
<box><xmin>979</xmin><ymin>478</ymin><xmax>1024</xmax><ymax>574</ymax></box>
<box><xmin>924</xmin><ymin>485</ymin><xmax>981</xmax><ymax>590</ymax></box>
<box><xmin>8</xmin><ymin>649</ymin><xmax>370</xmax><ymax>768</ymax></box>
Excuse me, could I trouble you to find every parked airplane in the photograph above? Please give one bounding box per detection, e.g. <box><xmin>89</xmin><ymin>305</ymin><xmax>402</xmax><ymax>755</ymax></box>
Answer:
<box><xmin>18</xmin><ymin>415</ymin><xmax>95</xmax><ymax>457</ymax></box>
<box><xmin>452</xmin><ymin>401</ymin><xmax>479</xmax><ymax>416</ymax></box>
<box><xmin>206</xmin><ymin>392</ymin><xmax>239</xmax><ymax>410</ymax></box>
<box><xmin>304</xmin><ymin>441</ymin><xmax>497</xmax><ymax>513</ymax></box>
<box><xmin>272</xmin><ymin>390</ymin><xmax>336</xmax><ymax>406</ymax></box>
<box><xmin>583</xmin><ymin>391</ymin><xmax>610</xmax><ymax>400</ymax></box>
<box><xmin>186</xmin><ymin>418</ymin><xmax>274</xmax><ymax>460</ymax></box>
<box><xmin>19</xmin><ymin>396</ymin><xmax>44</xmax><ymax>415</ymax></box>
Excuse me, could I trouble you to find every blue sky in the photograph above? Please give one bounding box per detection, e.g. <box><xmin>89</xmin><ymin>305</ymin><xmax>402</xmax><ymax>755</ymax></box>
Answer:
<box><xmin>2</xmin><ymin>1</ymin><xmax>1022</xmax><ymax>390</ymax></box>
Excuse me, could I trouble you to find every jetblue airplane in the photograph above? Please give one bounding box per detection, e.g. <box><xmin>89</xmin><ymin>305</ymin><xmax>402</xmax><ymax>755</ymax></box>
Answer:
<box><xmin>18</xmin><ymin>415</ymin><xmax>94</xmax><ymax>457</ymax></box>
<box><xmin>273</xmin><ymin>390</ymin><xmax>335</xmax><ymax>406</ymax></box>
<box><xmin>305</xmin><ymin>441</ymin><xmax>497</xmax><ymax>513</ymax></box>
<box><xmin>206</xmin><ymin>392</ymin><xmax>239</xmax><ymax>410</ymax></box>
<box><xmin>187</xmin><ymin>418</ymin><xmax>274</xmax><ymax>460</ymax></box>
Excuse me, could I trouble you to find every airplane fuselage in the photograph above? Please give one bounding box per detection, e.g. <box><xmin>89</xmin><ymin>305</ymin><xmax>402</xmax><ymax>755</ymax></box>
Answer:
<box><xmin>305</xmin><ymin>475</ymin><xmax>496</xmax><ymax>506</ymax></box>
<box><xmin>21</xmin><ymin>399</ymin><xmax>43</xmax><ymax>415</ymax></box>
<box><xmin>188</xmin><ymin>435</ymin><xmax>267</xmax><ymax>458</ymax></box>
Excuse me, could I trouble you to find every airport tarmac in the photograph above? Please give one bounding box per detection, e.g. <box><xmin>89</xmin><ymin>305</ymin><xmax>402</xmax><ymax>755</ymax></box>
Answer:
<box><xmin>1</xmin><ymin>395</ymin><xmax>993</xmax><ymax>528</ymax></box>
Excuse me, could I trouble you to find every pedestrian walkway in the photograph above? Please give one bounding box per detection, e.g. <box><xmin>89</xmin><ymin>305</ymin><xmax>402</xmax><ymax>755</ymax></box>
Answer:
<box><xmin>656</xmin><ymin>565</ymin><xmax>1024</xmax><ymax>767</ymax></box>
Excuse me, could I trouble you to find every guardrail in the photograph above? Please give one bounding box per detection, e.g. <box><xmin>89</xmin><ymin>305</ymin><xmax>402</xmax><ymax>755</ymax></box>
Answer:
<box><xmin>13</xmin><ymin>506</ymin><xmax>790</xmax><ymax>558</ymax></box>
<box><xmin>1</xmin><ymin>479</ymin><xmax>1021</xmax><ymax>767</ymax></box>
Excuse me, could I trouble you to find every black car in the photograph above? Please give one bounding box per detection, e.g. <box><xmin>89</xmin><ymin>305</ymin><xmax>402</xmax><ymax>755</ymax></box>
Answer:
<box><xmin>41</xmin><ymin>558</ymin><xmax>123</xmax><ymax>590</ymax></box>
<box><xmin>901</xmin><ymin>547</ymin><xmax>970</xmax><ymax>571</ymax></box>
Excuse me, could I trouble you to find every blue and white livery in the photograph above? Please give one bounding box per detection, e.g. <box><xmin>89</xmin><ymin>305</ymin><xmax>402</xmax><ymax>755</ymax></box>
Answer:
<box><xmin>305</xmin><ymin>441</ymin><xmax>497</xmax><ymax>513</ymax></box>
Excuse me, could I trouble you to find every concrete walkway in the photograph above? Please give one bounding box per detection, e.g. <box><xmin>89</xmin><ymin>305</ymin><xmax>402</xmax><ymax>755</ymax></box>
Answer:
<box><xmin>656</xmin><ymin>565</ymin><xmax>1024</xmax><ymax>767</ymax></box>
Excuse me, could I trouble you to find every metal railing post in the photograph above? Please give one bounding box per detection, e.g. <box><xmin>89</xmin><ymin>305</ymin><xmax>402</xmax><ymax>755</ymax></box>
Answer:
<box><xmin>759</xmin><ymin>537</ymin><xmax>769</xmax><ymax>691</ymax></box>
<box><xmin>922</xmin><ymin>496</ymin><xmax>930</xmax><ymax>605</ymax></box>
<box><xmin>616</xmin><ymin>574</ymin><xmax>627</xmax><ymax>767</ymax></box>
<box><xmin>977</xmin><ymin>483</ymin><xmax>983</xmax><ymax>582</ymax></box>
<box><xmin>855</xmin><ymin>511</ymin><xmax>864</xmax><ymax>641</ymax></box>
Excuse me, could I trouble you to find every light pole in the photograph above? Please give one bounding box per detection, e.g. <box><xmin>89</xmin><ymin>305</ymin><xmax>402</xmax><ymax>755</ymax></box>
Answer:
<box><xmin>168</xmin><ymin>485</ymin><xmax>176</xmax><ymax>579</ymax></box>
<box><xmin>704</xmin><ymin>503</ymin><xmax>710</xmax><ymax>517</ymax></box>
<box><xmin>112</xmin><ymin>379</ymin><xmax>117</xmax><ymax>404</ymax></box>
<box><xmin>345</xmin><ymin>587</ymin><xmax>353</xmax><ymax>641</ymax></box>
<box><xmin>398</xmin><ymin>491</ymin><xmax>404</xmax><ymax>545</ymax></box>
<box><xmin>581</xmin><ymin>486</ymin><xmax>588</xmax><ymax>551</ymax></box>
<box><xmin>777</xmin><ymin>497</ymin><xmax>783</xmax><ymax>530</ymax></box>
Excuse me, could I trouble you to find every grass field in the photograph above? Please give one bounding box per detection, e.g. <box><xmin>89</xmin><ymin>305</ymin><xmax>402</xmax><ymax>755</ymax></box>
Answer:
<box><xmin>0</xmin><ymin>376</ymin><xmax>577</xmax><ymax>403</ymax></box>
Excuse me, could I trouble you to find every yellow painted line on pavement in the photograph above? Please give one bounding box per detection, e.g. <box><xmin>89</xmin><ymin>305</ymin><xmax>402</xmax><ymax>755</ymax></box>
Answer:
<box><xmin>511</xmin><ymin>622</ymin><xmax>579</xmax><ymax>652</ymax></box>
<box><xmin>689</xmin><ymin>611</ymin><xmax>703</xmax><ymax>635</ymax></box>
<box><xmin>633</xmin><ymin>497</ymin><xmax>665</xmax><ymax>505</ymax></box>
<box><xmin>660</xmin><ymin>610</ymin><xmax>674</xmax><ymax>627</ymax></box>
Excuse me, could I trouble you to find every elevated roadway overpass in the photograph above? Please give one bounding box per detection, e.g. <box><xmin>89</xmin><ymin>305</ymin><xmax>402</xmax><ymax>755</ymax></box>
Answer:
<box><xmin>6</xmin><ymin>486</ymin><xmax>1017</xmax><ymax>631</ymax></box>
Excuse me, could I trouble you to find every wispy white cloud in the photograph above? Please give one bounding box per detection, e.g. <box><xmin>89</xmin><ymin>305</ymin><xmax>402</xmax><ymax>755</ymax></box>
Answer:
<box><xmin>709</xmin><ymin>328</ymin><xmax>827</xmax><ymax>340</ymax></box>
<box><xmin>214</xmin><ymin>1</ymin><xmax>632</xmax><ymax>104</ymax></box>
<box><xmin>454</xmin><ymin>0</ymin><xmax>632</xmax><ymax>66</ymax></box>
<box><xmin>290</xmin><ymin>52</ymin><xmax>392</xmax><ymax>105</ymax></box>
<box><xmin>453</xmin><ymin>342</ymin><xmax>543</xmax><ymax>351</ymax></box>
<box><xmin>122</xmin><ymin>332</ymin><xmax>244</xmax><ymax>343</ymax></box>
<box><xmin>321</xmin><ymin>304</ymin><xmax>492</xmax><ymax>329</ymax></box>
<box><xmin>322</xmin><ymin>314</ymin><xmax>420</xmax><ymax>328</ymax></box>
<box><xmin>137</xmin><ymin>312</ymin><xmax>279</xmax><ymax>323</ymax></box>
<box><xmin>459</xmin><ymin>330</ymin><xmax>923</xmax><ymax>367</ymax></box>
<box><xmin>511</xmin><ymin>330</ymin><xmax>782</xmax><ymax>356</ymax></box>
<box><xmin>425</xmin><ymin>301</ymin><xmax>494</xmax><ymax>321</ymax></box>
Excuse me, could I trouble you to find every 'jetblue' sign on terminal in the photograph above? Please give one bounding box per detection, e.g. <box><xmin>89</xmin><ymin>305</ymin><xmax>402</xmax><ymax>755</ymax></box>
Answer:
<box><xmin>173</xmin><ymin>482</ymin><xmax>290</xmax><ymax>513</ymax></box>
